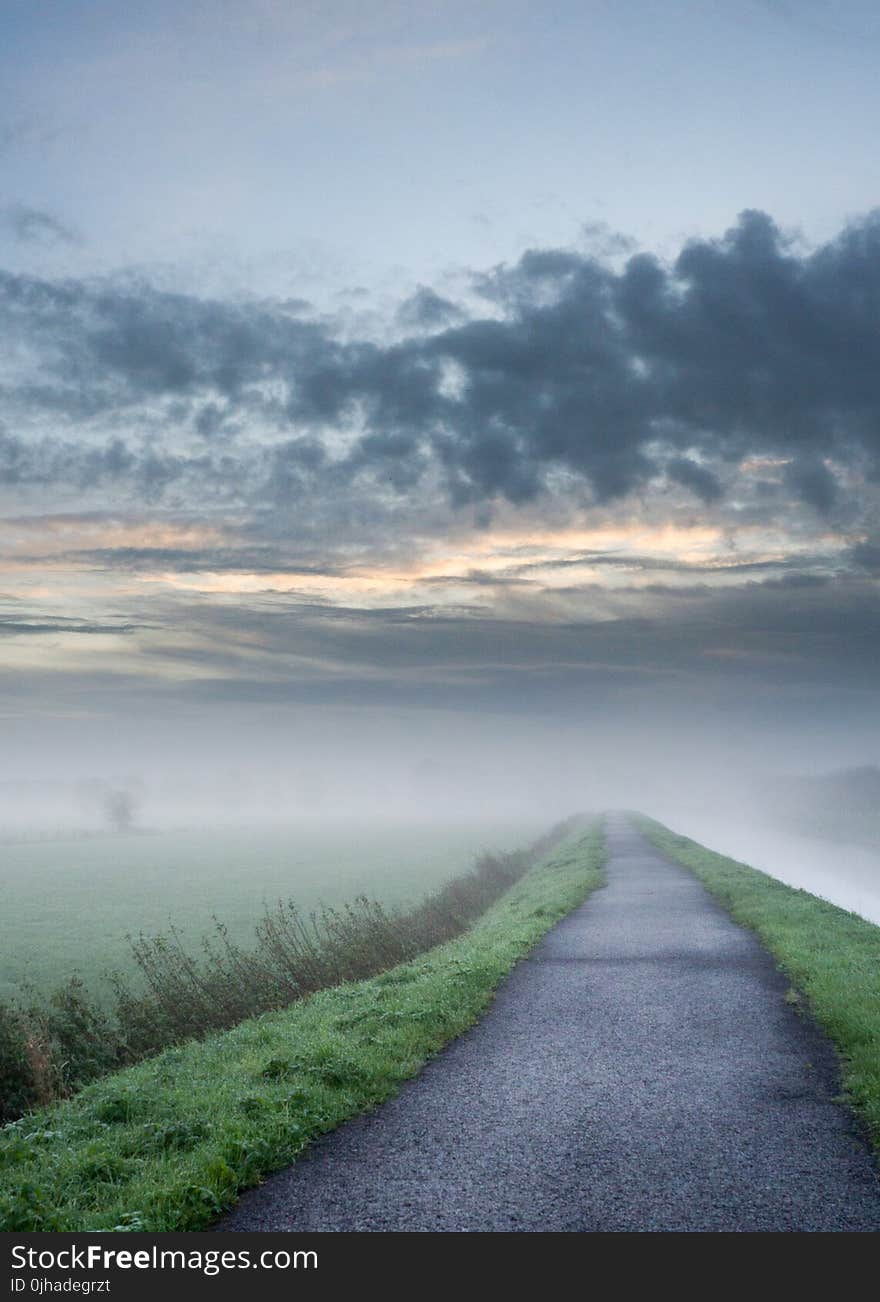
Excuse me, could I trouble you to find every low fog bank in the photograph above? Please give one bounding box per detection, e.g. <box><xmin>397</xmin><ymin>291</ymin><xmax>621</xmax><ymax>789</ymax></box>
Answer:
<box><xmin>658</xmin><ymin>808</ymin><xmax>880</xmax><ymax>927</ymax></box>
<box><xmin>1</xmin><ymin>709</ymin><xmax>877</xmax><ymax>923</ymax></box>
<box><xmin>654</xmin><ymin>767</ymin><xmax>880</xmax><ymax>926</ymax></box>
<box><xmin>0</xmin><ymin>733</ymin><xmax>758</xmax><ymax>836</ymax></box>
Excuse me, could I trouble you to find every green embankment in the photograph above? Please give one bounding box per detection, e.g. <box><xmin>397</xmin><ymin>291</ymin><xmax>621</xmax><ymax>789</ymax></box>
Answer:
<box><xmin>636</xmin><ymin>814</ymin><xmax>880</xmax><ymax>1149</ymax></box>
<box><xmin>0</xmin><ymin>823</ymin><xmax>605</xmax><ymax>1232</ymax></box>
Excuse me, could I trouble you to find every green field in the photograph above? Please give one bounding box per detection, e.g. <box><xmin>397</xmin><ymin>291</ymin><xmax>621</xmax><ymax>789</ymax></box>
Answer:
<box><xmin>0</xmin><ymin>823</ymin><xmax>605</xmax><ymax>1231</ymax></box>
<box><xmin>0</xmin><ymin>820</ymin><xmax>539</xmax><ymax>1000</ymax></box>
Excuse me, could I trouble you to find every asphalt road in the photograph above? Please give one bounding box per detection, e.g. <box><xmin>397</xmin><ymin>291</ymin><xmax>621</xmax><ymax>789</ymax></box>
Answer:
<box><xmin>216</xmin><ymin>816</ymin><xmax>880</xmax><ymax>1231</ymax></box>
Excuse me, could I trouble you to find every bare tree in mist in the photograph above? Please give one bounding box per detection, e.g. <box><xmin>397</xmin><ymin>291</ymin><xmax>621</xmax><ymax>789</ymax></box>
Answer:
<box><xmin>104</xmin><ymin>789</ymin><xmax>138</xmax><ymax>834</ymax></box>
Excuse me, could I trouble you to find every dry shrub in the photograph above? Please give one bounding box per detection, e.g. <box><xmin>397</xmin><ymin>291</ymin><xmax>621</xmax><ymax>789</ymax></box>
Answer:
<box><xmin>0</xmin><ymin>818</ymin><xmax>578</xmax><ymax>1124</ymax></box>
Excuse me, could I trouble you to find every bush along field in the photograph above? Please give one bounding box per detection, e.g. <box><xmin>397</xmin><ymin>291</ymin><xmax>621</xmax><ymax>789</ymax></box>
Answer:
<box><xmin>0</xmin><ymin>821</ymin><xmax>542</xmax><ymax>1002</ymax></box>
<box><xmin>0</xmin><ymin>820</ymin><xmax>569</xmax><ymax>1124</ymax></box>
<box><xmin>0</xmin><ymin>821</ymin><xmax>605</xmax><ymax>1231</ymax></box>
<box><xmin>636</xmin><ymin>814</ymin><xmax>880</xmax><ymax>1152</ymax></box>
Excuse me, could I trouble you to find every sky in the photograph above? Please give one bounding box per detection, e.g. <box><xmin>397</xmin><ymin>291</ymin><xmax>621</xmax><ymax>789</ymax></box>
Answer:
<box><xmin>1</xmin><ymin>0</ymin><xmax>879</xmax><ymax>818</ymax></box>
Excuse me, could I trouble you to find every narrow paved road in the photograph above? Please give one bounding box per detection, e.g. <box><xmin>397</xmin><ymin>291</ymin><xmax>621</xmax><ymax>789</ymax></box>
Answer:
<box><xmin>217</xmin><ymin>817</ymin><xmax>880</xmax><ymax>1231</ymax></box>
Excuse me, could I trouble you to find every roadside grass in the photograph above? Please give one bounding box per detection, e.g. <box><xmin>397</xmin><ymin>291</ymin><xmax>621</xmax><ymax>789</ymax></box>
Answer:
<box><xmin>636</xmin><ymin>814</ymin><xmax>880</xmax><ymax>1149</ymax></box>
<box><xmin>0</xmin><ymin>823</ymin><xmax>605</xmax><ymax>1231</ymax></box>
<box><xmin>0</xmin><ymin>828</ymin><xmax>565</xmax><ymax>1122</ymax></box>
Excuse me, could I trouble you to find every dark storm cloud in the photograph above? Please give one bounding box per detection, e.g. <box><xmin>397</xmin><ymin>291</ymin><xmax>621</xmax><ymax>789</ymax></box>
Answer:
<box><xmin>0</xmin><ymin>269</ymin><xmax>332</xmax><ymax>410</ymax></box>
<box><xmin>0</xmin><ymin>614</ymin><xmax>144</xmax><ymax>636</ymax></box>
<box><xmin>117</xmin><ymin>569</ymin><xmax>878</xmax><ymax>715</ymax></box>
<box><xmin>396</xmin><ymin>286</ymin><xmax>464</xmax><ymax>329</ymax></box>
<box><xmin>2</xmin><ymin>203</ymin><xmax>80</xmax><ymax>246</ymax></box>
<box><xmin>0</xmin><ymin>422</ymin><xmax>301</xmax><ymax>506</ymax></box>
<box><xmin>0</xmin><ymin>424</ymin><xmax>136</xmax><ymax>486</ymax></box>
<box><xmin>0</xmin><ymin>423</ymin><xmax>194</xmax><ymax>493</ymax></box>
<box><xmin>849</xmin><ymin>537</ymin><xmax>880</xmax><ymax>574</ymax></box>
<box><xmin>783</xmin><ymin>456</ymin><xmax>838</xmax><ymax>511</ymax></box>
<box><xmin>666</xmin><ymin>456</ymin><xmax>724</xmax><ymax>504</ymax></box>
<box><xmin>52</xmin><ymin>546</ymin><xmax>342</xmax><ymax>575</ymax></box>
<box><xmin>2</xmin><ymin>209</ymin><xmax>880</xmax><ymax>514</ymax></box>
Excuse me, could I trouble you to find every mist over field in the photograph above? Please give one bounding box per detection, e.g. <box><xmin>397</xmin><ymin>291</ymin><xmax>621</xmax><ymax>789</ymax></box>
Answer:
<box><xmin>2</xmin><ymin>0</ymin><xmax>880</xmax><ymax>983</ymax></box>
<box><xmin>2</xmin><ymin>719</ymin><xmax>878</xmax><ymax>924</ymax></box>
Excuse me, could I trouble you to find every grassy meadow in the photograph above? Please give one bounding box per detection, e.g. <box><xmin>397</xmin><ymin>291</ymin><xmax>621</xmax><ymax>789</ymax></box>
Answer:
<box><xmin>0</xmin><ymin>822</ymin><xmax>605</xmax><ymax>1231</ymax></box>
<box><xmin>0</xmin><ymin>819</ymin><xmax>539</xmax><ymax>1001</ymax></box>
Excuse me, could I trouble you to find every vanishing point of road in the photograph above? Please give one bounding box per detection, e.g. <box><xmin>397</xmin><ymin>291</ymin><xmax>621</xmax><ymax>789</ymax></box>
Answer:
<box><xmin>217</xmin><ymin>816</ymin><xmax>880</xmax><ymax>1232</ymax></box>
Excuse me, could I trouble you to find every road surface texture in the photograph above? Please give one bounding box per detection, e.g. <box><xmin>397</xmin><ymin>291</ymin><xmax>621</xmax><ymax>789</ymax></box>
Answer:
<box><xmin>217</xmin><ymin>817</ymin><xmax>880</xmax><ymax>1231</ymax></box>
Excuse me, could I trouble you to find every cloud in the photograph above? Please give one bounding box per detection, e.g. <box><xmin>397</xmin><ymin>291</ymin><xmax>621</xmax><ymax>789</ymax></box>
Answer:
<box><xmin>665</xmin><ymin>457</ymin><xmax>724</xmax><ymax>504</ymax></box>
<box><xmin>396</xmin><ymin>287</ymin><xmax>464</xmax><ymax>330</ymax></box>
<box><xmin>50</xmin><ymin>546</ymin><xmax>341</xmax><ymax>575</ymax></box>
<box><xmin>1</xmin><ymin>207</ymin><xmax>880</xmax><ymax>532</ymax></box>
<box><xmin>0</xmin><ymin>615</ymin><xmax>144</xmax><ymax>636</ymax></box>
<box><xmin>68</xmin><ymin>569</ymin><xmax>879</xmax><ymax>715</ymax></box>
<box><xmin>849</xmin><ymin>537</ymin><xmax>880</xmax><ymax>574</ymax></box>
<box><xmin>783</xmin><ymin>456</ymin><xmax>838</xmax><ymax>513</ymax></box>
<box><xmin>2</xmin><ymin>204</ymin><xmax>80</xmax><ymax>246</ymax></box>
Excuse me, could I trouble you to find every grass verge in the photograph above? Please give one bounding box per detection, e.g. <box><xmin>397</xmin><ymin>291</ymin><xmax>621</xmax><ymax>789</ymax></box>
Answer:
<box><xmin>636</xmin><ymin>813</ymin><xmax>880</xmax><ymax>1150</ymax></box>
<box><xmin>0</xmin><ymin>822</ymin><xmax>605</xmax><ymax>1231</ymax></box>
<box><xmin>0</xmin><ymin>825</ymin><xmax>567</xmax><ymax>1121</ymax></box>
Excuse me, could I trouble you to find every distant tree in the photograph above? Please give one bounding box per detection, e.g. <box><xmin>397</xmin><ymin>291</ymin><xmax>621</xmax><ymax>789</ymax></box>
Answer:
<box><xmin>104</xmin><ymin>789</ymin><xmax>137</xmax><ymax>833</ymax></box>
